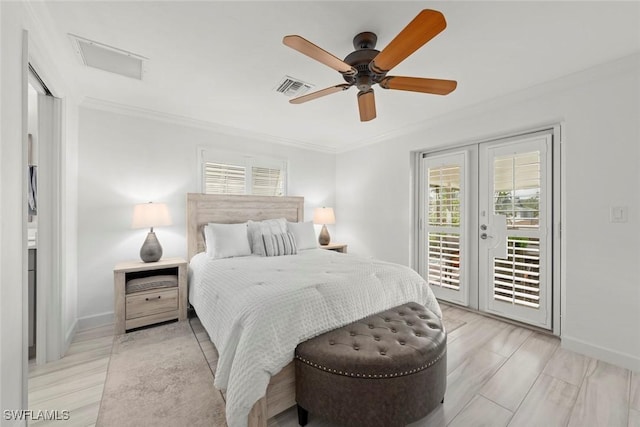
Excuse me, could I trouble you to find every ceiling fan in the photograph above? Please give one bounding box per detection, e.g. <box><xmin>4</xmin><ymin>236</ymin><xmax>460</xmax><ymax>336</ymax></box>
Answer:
<box><xmin>283</xmin><ymin>9</ymin><xmax>457</xmax><ymax>122</ymax></box>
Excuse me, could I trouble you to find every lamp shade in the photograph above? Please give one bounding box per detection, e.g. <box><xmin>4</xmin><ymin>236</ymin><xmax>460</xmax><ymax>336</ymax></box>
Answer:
<box><xmin>313</xmin><ymin>207</ymin><xmax>335</xmax><ymax>225</ymax></box>
<box><xmin>131</xmin><ymin>202</ymin><xmax>172</xmax><ymax>229</ymax></box>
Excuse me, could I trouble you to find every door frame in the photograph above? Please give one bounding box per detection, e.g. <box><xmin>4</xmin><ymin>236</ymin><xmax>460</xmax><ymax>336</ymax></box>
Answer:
<box><xmin>24</xmin><ymin>30</ymin><xmax>66</xmax><ymax>371</ymax></box>
<box><xmin>418</xmin><ymin>148</ymin><xmax>478</xmax><ymax>308</ymax></box>
<box><xmin>478</xmin><ymin>131</ymin><xmax>553</xmax><ymax>329</ymax></box>
<box><xmin>412</xmin><ymin>123</ymin><xmax>562</xmax><ymax>335</ymax></box>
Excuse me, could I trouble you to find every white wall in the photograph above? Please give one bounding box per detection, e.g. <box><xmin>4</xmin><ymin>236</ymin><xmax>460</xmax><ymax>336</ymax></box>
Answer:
<box><xmin>336</xmin><ymin>53</ymin><xmax>640</xmax><ymax>371</ymax></box>
<box><xmin>0</xmin><ymin>2</ymin><xmax>25</xmax><ymax>420</ymax></box>
<box><xmin>76</xmin><ymin>107</ymin><xmax>336</xmax><ymax>327</ymax></box>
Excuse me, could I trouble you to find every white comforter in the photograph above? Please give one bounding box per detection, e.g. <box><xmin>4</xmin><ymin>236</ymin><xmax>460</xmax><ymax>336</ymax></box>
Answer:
<box><xmin>189</xmin><ymin>249</ymin><xmax>441</xmax><ymax>427</ymax></box>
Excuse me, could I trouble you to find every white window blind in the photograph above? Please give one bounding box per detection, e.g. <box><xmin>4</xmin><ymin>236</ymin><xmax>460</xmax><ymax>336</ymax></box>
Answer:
<box><xmin>492</xmin><ymin>150</ymin><xmax>542</xmax><ymax>308</ymax></box>
<box><xmin>200</xmin><ymin>149</ymin><xmax>287</xmax><ymax>196</ymax></box>
<box><xmin>204</xmin><ymin>163</ymin><xmax>246</xmax><ymax>195</ymax></box>
<box><xmin>251</xmin><ymin>166</ymin><xmax>284</xmax><ymax>196</ymax></box>
<box><xmin>427</xmin><ymin>163</ymin><xmax>463</xmax><ymax>291</ymax></box>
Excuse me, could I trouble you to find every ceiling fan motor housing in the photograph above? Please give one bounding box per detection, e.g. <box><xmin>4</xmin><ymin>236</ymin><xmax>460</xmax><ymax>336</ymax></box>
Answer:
<box><xmin>343</xmin><ymin>32</ymin><xmax>387</xmax><ymax>92</ymax></box>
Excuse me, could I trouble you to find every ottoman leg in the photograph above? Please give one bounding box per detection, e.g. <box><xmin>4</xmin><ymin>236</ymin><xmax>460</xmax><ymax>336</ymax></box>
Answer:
<box><xmin>297</xmin><ymin>405</ymin><xmax>309</xmax><ymax>426</ymax></box>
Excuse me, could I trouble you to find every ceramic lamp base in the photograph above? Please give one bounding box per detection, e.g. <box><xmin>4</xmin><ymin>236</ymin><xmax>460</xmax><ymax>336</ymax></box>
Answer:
<box><xmin>318</xmin><ymin>224</ymin><xmax>331</xmax><ymax>246</ymax></box>
<box><xmin>140</xmin><ymin>231</ymin><xmax>163</xmax><ymax>263</ymax></box>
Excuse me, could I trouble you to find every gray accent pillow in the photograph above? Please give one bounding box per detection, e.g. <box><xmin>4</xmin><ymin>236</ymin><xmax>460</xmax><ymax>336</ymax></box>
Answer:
<box><xmin>262</xmin><ymin>232</ymin><xmax>298</xmax><ymax>257</ymax></box>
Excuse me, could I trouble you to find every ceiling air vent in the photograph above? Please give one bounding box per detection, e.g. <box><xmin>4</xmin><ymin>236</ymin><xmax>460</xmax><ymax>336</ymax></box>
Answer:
<box><xmin>275</xmin><ymin>76</ymin><xmax>313</xmax><ymax>97</ymax></box>
<box><xmin>68</xmin><ymin>34</ymin><xmax>148</xmax><ymax>80</ymax></box>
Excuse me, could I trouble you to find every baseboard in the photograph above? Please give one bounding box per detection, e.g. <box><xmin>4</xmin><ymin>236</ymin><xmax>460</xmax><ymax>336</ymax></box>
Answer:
<box><xmin>562</xmin><ymin>335</ymin><xmax>640</xmax><ymax>372</ymax></box>
<box><xmin>77</xmin><ymin>311</ymin><xmax>114</xmax><ymax>331</ymax></box>
<box><xmin>64</xmin><ymin>319</ymin><xmax>78</xmax><ymax>355</ymax></box>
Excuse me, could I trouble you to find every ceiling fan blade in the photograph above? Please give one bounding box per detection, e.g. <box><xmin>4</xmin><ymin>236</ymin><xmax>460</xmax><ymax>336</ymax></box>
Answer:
<box><xmin>357</xmin><ymin>89</ymin><xmax>377</xmax><ymax>122</ymax></box>
<box><xmin>370</xmin><ymin>9</ymin><xmax>447</xmax><ymax>74</ymax></box>
<box><xmin>290</xmin><ymin>84</ymin><xmax>352</xmax><ymax>104</ymax></box>
<box><xmin>379</xmin><ymin>76</ymin><xmax>457</xmax><ymax>95</ymax></box>
<box><xmin>283</xmin><ymin>35</ymin><xmax>357</xmax><ymax>76</ymax></box>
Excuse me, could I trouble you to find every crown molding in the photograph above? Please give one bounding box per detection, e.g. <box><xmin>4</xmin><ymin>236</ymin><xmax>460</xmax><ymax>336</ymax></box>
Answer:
<box><xmin>336</xmin><ymin>51</ymin><xmax>640</xmax><ymax>154</ymax></box>
<box><xmin>80</xmin><ymin>97</ymin><xmax>339</xmax><ymax>154</ymax></box>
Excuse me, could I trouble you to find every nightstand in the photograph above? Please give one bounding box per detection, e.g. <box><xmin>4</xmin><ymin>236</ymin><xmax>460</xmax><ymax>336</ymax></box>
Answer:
<box><xmin>114</xmin><ymin>257</ymin><xmax>187</xmax><ymax>335</ymax></box>
<box><xmin>320</xmin><ymin>243</ymin><xmax>347</xmax><ymax>253</ymax></box>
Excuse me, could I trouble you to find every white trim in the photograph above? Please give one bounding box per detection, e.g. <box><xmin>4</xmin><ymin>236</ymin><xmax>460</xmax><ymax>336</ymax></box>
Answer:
<box><xmin>552</xmin><ymin>123</ymin><xmax>563</xmax><ymax>337</ymax></box>
<box><xmin>64</xmin><ymin>319</ymin><xmax>78</xmax><ymax>355</ymax></box>
<box><xmin>77</xmin><ymin>312</ymin><xmax>114</xmax><ymax>331</ymax></box>
<box><xmin>81</xmin><ymin>97</ymin><xmax>335</xmax><ymax>154</ymax></box>
<box><xmin>562</xmin><ymin>335</ymin><xmax>640</xmax><ymax>372</ymax></box>
<box><xmin>21</xmin><ymin>28</ymin><xmax>30</xmax><ymax>414</ymax></box>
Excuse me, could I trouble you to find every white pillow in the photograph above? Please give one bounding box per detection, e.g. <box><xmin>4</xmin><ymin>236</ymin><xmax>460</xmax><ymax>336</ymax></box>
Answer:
<box><xmin>204</xmin><ymin>222</ymin><xmax>251</xmax><ymax>259</ymax></box>
<box><xmin>247</xmin><ymin>218</ymin><xmax>287</xmax><ymax>256</ymax></box>
<box><xmin>287</xmin><ymin>221</ymin><xmax>318</xmax><ymax>250</ymax></box>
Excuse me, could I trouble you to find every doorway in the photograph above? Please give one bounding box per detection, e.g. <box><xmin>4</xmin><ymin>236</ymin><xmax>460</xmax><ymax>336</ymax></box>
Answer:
<box><xmin>419</xmin><ymin>128</ymin><xmax>560</xmax><ymax>331</ymax></box>
<box><xmin>26</xmin><ymin>64</ymin><xmax>63</xmax><ymax>365</ymax></box>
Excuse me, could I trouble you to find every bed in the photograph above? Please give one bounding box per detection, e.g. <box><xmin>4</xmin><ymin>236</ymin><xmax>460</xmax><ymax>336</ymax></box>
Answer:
<box><xmin>186</xmin><ymin>193</ymin><xmax>441</xmax><ymax>427</ymax></box>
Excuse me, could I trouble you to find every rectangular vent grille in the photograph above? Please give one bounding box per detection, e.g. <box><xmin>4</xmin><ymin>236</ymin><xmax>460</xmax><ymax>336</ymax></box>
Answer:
<box><xmin>275</xmin><ymin>76</ymin><xmax>313</xmax><ymax>97</ymax></box>
<box><xmin>69</xmin><ymin>34</ymin><xmax>148</xmax><ymax>80</ymax></box>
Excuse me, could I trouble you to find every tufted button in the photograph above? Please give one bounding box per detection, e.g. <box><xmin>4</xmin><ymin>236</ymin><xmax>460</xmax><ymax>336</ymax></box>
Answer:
<box><xmin>380</xmin><ymin>350</ymin><xmax>386</xmax><ymax>356</ymax></box>
<box><xmin>329</xmin><ymin>340</ymin><xmax>335</xmax><ymax>345</ymax></box>
<box><xmin>353</xmin><ymin>345</ymin><xmax>359</xmax><ymax>351</ymax></box>
<box><xmin>368</xmin><ymin>324</ymin><xmax>374</xmax><ymax>329</ymax></box>
<box><xmin>399</xmin><ymin>312</ymin><xmax>405</xmax><ymax>316</ymax></box>
<box><xmin>415</xmin><ymin>332</ymin><xmax>421</xmax><ymax>337</ymax></box>
<box><xmin>350</xmin><ymin>332</ymin><xmax>356</xmax><ymax>336</ymax></box>
<box><xmin>374</xmin><ymin>336</ymin><xmax>380</xmax><ymax>341</ymax></box>
<box><xmin>384</xmin><ymin>318</ymin><xmax>390</xmax><ymax>322</ymax></box>
<box><xmin>391</xmin><ymin>328</ymin><xmax>397</xmax><ymax>333</ymax></box>
<box><xmin>419</xmin><ymin>315</ymin><xmax>427</xmax><ymax>319</ymax></box>
<box><xmin>406</xmin><ymin>321</ymin><xmax>413</xmax><ymax>326</ymax></box>
<box><xmin>399</xmin><ymin>340</ymin><xmax>405</xmax><ymax>345</ymax></box>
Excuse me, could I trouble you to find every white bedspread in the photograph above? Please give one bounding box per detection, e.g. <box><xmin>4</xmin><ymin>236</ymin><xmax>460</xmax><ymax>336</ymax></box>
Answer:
<box><xmin>189</xmin><ymin>249</ymin><xmax>441</xmax><ymax>427</ymax></box>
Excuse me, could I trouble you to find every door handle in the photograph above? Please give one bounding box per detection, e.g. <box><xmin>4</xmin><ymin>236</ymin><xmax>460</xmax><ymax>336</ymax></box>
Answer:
<box><xmin>480</xmin><ymin>233</ymin><xmax>493</xmax><ymax>240</ymax></box>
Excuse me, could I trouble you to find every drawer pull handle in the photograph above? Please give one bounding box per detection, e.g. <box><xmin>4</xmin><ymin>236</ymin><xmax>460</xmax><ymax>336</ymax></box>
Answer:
<box><xmin>145</xmin><ymin>296</ymin><xmax>161</xmax><ymax>301</ymax></box>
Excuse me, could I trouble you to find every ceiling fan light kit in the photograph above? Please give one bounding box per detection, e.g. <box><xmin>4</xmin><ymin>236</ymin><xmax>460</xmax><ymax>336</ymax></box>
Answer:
<box><xmin>283</xmin><ymin>9</ymin><xmax>457</xmax><ymax>122</ymax></box>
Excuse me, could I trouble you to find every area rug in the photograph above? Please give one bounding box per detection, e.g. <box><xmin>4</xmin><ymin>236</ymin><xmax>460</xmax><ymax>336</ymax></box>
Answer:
<box><xmin>97</xmin><ymin>321</ymin><xmax>227</xmax><ymax>427</ymax></box>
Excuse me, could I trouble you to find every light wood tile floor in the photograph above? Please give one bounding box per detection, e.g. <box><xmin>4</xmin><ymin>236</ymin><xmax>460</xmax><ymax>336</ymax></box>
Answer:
<box><xmin>28</xmin><ymin>305</ymin><xmax>638</xmax><ymax>427</ymax></box>
<box><xmin>28</xmin><ymin>324</ymin><xmax>114</xmax><ymax>427</ymax></box>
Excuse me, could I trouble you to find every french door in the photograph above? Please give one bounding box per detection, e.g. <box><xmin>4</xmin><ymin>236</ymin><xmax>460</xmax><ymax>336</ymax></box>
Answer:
<box><xmin>421</xmin><ymin>131</ymin><xmax>555</xmax><ymax>329</ymax></box>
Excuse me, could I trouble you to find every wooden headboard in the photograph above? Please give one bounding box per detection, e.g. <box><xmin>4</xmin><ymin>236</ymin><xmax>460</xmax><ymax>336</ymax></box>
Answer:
<box><xmin>186</xmin><ymin>193</ymin><xmax>305</xmax><ymax>261</ymax></box>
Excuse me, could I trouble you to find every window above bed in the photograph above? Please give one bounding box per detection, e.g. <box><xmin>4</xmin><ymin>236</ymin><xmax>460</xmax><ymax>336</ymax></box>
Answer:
<box><xmin>199</xmin><ymin>149</ymin><xmax>287</xmax><ymax>196</ymax></box>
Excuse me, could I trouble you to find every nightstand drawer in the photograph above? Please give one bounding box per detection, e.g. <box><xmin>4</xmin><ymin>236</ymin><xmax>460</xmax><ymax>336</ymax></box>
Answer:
<box><xmin>126</xmin><ymin>288</ymin><xmax>178</xmax><ymax>320</ymax></box>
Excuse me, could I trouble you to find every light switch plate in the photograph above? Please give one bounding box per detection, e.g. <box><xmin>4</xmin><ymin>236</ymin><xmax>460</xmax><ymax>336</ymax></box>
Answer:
<box><xmin>610</xmin><ymin>206</ymin><xmax>628</xmax><ymax>223</ymax></box>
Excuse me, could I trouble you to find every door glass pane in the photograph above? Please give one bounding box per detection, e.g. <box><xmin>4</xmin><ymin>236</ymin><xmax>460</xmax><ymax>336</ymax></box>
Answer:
<box><xmin>429</xmin><ymin>165</ymin><xmax>461</xmax><ymax>227</ymax></box>
<box><xmin>427</xmin><ymin>163</ymin><xmax>462</xmax><ymax>292</ymax></box>
<box><xmin>492</xmin><ymin>150</ymin><xmax>542</xmax><ymax>308</ymax></box>
<box><xmin>493</xmin><ymin>151</ymin><xmax>540</xmax><ymax>229</ymax></box>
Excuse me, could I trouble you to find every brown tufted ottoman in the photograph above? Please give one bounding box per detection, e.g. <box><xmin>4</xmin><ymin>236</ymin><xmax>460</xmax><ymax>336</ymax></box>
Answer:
<box><xmin>294</xmin><ymin>302</ymin><xmax>446</xmax><ymax>427</ymax></box>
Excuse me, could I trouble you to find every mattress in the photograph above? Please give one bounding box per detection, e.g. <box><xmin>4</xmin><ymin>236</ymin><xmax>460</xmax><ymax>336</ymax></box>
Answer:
<box><xmin>189</xmin><ymin>249</ymin><xmax>441</xmax><ymax>427</ymax></box>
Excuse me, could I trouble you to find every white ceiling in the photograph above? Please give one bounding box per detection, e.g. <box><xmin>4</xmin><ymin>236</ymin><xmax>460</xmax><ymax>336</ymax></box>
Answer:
<box><xmin>34</xmin><ymin>1</ymin><xmax>640</xmax><ymax>152</ymax></box>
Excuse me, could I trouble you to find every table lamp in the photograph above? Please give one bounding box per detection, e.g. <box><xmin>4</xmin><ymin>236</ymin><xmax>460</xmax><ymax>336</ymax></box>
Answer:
<box><xmin>132</xmin><ymin>202</ymin><xmax>172</xmax><ymax>262</ymax></box>
<box><xmin>313</xmin><ymin>207</ymin><xmax>335</xmax><ymax>246</ymax></box>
